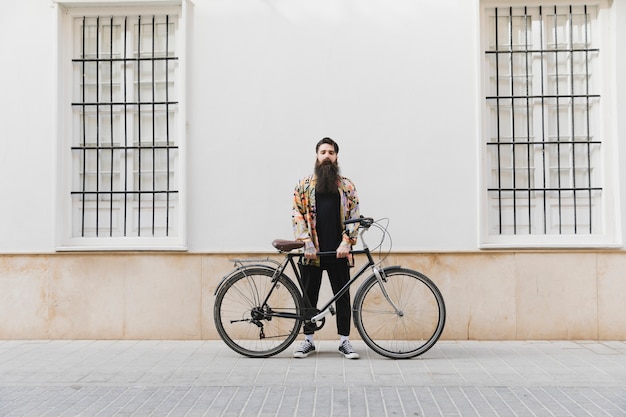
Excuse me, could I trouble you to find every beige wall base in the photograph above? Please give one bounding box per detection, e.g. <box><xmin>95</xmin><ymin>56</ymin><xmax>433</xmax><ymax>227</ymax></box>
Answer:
<box><xmin>1</xmin><ymin>252</ymin><xmax>625</xmax><ymax>340</ymax></box>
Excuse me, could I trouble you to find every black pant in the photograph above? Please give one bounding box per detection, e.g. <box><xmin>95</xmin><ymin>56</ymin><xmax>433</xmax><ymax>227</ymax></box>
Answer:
<box><xmin>299</xmin><ymin>260</ymin><xmax>351</xmax><ymax>336</ymax></box>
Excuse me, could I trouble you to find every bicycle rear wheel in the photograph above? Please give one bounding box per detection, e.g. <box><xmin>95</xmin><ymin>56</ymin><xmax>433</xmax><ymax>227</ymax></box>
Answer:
<box><xmin>214</xmin><ymin>267</ymin><xmax>304</xmax><ymax>358</ymax></box>
<box><xmin>353</xmin><ymin>267</ymin><xmax>446</xmax><ymax>359</ymax></box>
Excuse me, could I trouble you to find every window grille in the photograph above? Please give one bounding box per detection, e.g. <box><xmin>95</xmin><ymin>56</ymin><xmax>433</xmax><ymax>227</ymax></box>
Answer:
<box><xmin>70</xmin><ymin>14</ymin><xmax>180</xmax><ymax>239</ymax></box>
<box><xmin>484</xmin><ymin>5</ymin><xmax>602</xmax><ymax>236</ymax></box>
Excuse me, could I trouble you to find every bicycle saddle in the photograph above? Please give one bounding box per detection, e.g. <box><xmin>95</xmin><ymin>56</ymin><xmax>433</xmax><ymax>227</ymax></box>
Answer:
<box><xmin>272</xmin><ymin>239</ymin><xmax>305</xmax><ymax>252</ymax></box>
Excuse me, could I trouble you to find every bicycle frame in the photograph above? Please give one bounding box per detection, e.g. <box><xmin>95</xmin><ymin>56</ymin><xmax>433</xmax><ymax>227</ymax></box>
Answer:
<box><xmin>257</xmin><ymin>246</ymin><xmax>396</xmax><ymax>328</ymax></box>
<box><xmin>215</xmin><ymin>219</ymin><xmax>402</xmax><ymax>327</ymax></box>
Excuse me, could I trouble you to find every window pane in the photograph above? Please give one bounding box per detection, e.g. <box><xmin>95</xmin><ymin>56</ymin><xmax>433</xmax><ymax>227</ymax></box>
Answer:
<box><xmin>485</xmin><ymin>5</ymin><xmax>601</xmax><ymax>236</ymax></box>
<box><xmin>71</xmin><ymin>15</ymin><xmax>179</xmax><ymax>238</ymax></box>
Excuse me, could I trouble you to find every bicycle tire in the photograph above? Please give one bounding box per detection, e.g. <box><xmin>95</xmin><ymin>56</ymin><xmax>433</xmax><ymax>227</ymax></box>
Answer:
<box><xmin>213</xmin><ymin>267</ymin><xmax>304</xmax><ymax>358</ymax></box>
<box><xmin>353</xmin><ymin>267</ymin><xmax>446</xmax><ymax>359</ymax></box>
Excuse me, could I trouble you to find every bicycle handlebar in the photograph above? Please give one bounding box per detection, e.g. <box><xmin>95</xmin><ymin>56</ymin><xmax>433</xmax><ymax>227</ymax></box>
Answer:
<box><xmin>344</xmin><ymin>216</ymin><xmax>374</xmax><ymax>228</ymax></box>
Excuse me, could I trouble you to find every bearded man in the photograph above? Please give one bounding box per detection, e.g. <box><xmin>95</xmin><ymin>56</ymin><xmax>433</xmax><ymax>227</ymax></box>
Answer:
<box><xmin>291</xmin><ymin>137</ymin><xmax>361</xmax><ymax>359</ymax></box>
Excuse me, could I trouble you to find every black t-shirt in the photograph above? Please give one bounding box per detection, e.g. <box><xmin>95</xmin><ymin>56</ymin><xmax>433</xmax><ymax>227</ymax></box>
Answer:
<box><xmin>316</xmin><ymin>190</ymin><xmax>342</xmax><ymax>260</ymax></box>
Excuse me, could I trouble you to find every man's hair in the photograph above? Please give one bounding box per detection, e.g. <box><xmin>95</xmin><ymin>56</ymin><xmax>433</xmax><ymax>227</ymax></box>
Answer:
<box><xmin>316</xmin><ymin>137</ymin><xmax>339</xmax><ymax>154</ymax></box>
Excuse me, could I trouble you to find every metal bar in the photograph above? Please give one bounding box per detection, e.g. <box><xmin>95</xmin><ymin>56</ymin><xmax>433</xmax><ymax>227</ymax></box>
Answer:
<box><xmin>486</xmin><ymin>94</ymin><xmax>600</xmax><ymax>100</ymax></box>
<box><xmin>486</xmin><ymin>141</ymin><xmax>601</xmax><ymax>146</ymax></box>
<box><xmin>485</xmin><ymin>48</ymin><xmax>599</xmax><ymax>54</ymax></box>
<box><xmin>81</xmin><ymin>17</ymin><xmax>87</xmax><ymax>237</ymax></box>
<box><xmin>540</xmin><ymin>6</ymin><xmax>547</xmax><ymax>234</ymax></box>
<box><xmin>509</xmin><ymin>7</ymin><xmax>517</xmax><ymax>234</ymax></box>
<box><xmin>494</xmin><ymin>8</ymin><xmax>503</xmax><ymax>234</ymax></box>
<box><xmin>72</xmin><ymin>145</ymin><xmax>179</xmax><ymax>150</ymax></box>
<box><xmin>123</xmin><ymin>16</ymin><xmax>128</xmax><ymax>237</ymax></box>
<box><xmin>96</xmin><ymin>16</ymin><xmax>101</xmax><ymax>237</ymax></box>
<box><xmin>524</xmin><ymin>6</ymin><xmax>532</xmax><ymax>233</ymax></box>
<box><xmin>585</xmin><ymin>5</ymin><xmax>593</xmax><ymax>233</ymax></box>
<box><xmin>165</xmin><ymin>14</ymin><xmax>170</xmax><ymax>237</ymax></box>
<box><xmin>72</xmin><ymin>100</ymin><xmax>179</xmax><ymax>106</ymax></box>
<box><xmin>554</xmin><ymin>6</ymin><xmax>563</xmax><ymax>234</ymax></box>
<box><xmin>72</xmin><ymin>190</ymin><xmax>179</xmax><ymax>195</ymax></box>
<box><xmin>151</xmin><ymin>15</ymin><xmax>156</xmax><ymax>236</ymax></box>
<box><xmin>569</xmin><ymin>6</ymin><xmax>578</xmax><ymax>233</ymax></box>
<box><xmin>137</xmin><ymin>15</ymin><xmax>142</xmax><ymax>236</ymax></box>
<box><xmin>72</xmin><ymin>57</ymin><xmax>178</xmax><ymax>63</ymax></box>
<box><xmin>109</xmin><ymin>16</ymin><xmax>115</xmax><ymax>237</ymax></box>
<box><xmin>488</xmin><ymin>187</ymin><xmax>601</xmax><ymax>192</ymax></box>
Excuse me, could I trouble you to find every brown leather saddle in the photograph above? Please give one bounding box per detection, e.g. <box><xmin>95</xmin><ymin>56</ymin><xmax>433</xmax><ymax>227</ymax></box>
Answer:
<box><xmin>272</xmin><ymin>239</ymin><xmax>305</xmax><ymax>252</ymax></box>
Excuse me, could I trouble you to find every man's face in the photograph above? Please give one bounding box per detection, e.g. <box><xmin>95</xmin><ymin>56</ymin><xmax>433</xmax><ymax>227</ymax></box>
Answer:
<box><xmin>316</xmin><ymin>143</ymin><xmax>338</xmax><ymax>165</ymax></box>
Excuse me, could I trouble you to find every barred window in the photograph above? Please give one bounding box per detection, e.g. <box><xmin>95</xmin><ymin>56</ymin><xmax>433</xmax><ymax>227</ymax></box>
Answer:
<box><xmin>58</xmin><ymin>4</ymin><xmax>187</xmax><ymax>250</ymax></box>
<box><xmin>481</xmin><ymin>4</ymin><xmax>618</xmax><ymax>247</ymax></box>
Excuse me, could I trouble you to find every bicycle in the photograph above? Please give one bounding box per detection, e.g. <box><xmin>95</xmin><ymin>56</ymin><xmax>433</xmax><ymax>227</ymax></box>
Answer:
<box><xmin>213</xmin><ymin>217</ymin><xmax>446</xmax><ymax>359</ymax></box>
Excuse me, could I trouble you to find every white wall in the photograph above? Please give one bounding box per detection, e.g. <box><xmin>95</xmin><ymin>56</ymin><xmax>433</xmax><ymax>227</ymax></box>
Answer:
<box><xmin>187</xmin><ymin>0</ymin><xmax>480</xmax><ymax>252</ymax></box>
<box><xmin>1</xmin><ymin>0</ymin><xmax>624</xmax><ymax>253</ymax></box>
<box><xmin>615</xmin><ymin>0</ymin><xmax>626</xmax><ymax>252</ymax></box>
<box><xmin>0</xmin><ymin>0</ymin><xmax>58</xmax><ymax>253</ymax></box>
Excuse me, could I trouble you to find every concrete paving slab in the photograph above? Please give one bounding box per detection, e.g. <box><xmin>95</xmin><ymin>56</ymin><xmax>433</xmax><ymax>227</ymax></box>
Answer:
<box><xmin>0</xmin><ymin>340</ymin><xmax>625</xmax><ymax>416</ymax></box>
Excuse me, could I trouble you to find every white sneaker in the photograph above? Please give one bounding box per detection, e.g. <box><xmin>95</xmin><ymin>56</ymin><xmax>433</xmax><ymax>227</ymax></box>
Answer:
<box><xmin>338</xmin><ymin>340</ymin><xmax>359</xmax><ymax>359</ymax></box>
<box><xmin>293</xmin><ymin>340</ymin><xmax>316</xmax><ymax>358</ymax></box>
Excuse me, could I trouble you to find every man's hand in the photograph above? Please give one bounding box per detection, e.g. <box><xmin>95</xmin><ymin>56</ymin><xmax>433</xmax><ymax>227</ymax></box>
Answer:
<box><xmin>304</xmin><ymin>242</ymin><xmax>317</xmax><ymax>260</ymax></box>
<box><xmin>336</xmin><ymin>243</ymin><xmax>351</xmax><ymax>259</ymax></box>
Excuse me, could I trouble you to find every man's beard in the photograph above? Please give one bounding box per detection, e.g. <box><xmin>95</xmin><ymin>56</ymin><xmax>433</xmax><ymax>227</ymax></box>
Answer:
<box><xmin>315</xmin><ymin>159</ymin><xmax>340</xmax><ymax>194</ymax></box>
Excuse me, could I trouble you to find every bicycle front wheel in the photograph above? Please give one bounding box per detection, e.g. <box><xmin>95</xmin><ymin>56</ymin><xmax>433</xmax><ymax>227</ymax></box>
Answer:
<box><xmin>214</xmin><ymin>267</ymin><xmax>304</xmax><ymax>358</ymax></box>
<box><xmin>353</xmin><ymin>267</ymin><xmax>446</xmax><ymax>359</ymax></box>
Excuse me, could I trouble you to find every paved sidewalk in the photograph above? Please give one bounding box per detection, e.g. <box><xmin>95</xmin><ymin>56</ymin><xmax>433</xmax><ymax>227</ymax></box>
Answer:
<box><xmin>0</xmin><ymin>340</ymin><xmax>625</xmax><ymax>416</ymax></box>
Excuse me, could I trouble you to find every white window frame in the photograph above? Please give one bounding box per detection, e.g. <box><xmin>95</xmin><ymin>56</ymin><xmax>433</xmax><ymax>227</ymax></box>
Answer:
<box><xmin>54</xmin><ymin>0</ymin><xmax>190</xmax><ymax>250</ymax></box>
<box><xmin>479</xmin><ymin>0</ymin><xmax>621</xmax><ymax>249</ymax></box>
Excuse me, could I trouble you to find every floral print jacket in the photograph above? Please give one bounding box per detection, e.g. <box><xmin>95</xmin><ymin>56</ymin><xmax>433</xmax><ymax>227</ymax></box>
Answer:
<box><xmin>292</xmin><ymin>174</ymin><xmax>360</xmax><ymax>262</ymax></box>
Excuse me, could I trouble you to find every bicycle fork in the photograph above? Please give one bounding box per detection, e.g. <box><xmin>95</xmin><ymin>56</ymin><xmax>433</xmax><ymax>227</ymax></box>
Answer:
<box><xmin>373</xmin><ymin>267</ymin><xmax>404</xmax><ymax>317</ymax></box>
